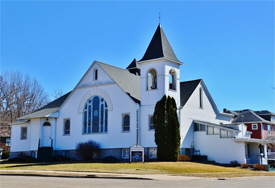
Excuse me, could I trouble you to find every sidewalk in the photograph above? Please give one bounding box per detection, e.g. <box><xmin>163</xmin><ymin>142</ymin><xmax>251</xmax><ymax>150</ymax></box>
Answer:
<box><xmin>1</xmin><ymin>170</ymin><xmax>274</xmax><ymax>181</ymax></box>
<box><xmin>0</xmin><ymin>169</ymin><xmax>209</xmax><ymax>180</ymax></box>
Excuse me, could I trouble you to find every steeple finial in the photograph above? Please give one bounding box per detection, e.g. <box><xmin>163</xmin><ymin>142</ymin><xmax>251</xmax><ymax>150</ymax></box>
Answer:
<box><xmin>159</xmin><ymin>12</ymin><xmax>161</xmax><ymax>24</ymax></box>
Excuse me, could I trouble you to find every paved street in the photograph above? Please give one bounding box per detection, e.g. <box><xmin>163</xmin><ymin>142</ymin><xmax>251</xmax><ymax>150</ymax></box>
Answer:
<box><xmin>1</xmin><ymin>175</ymin><xmax>274</xmax><ymax>188</ymax></box>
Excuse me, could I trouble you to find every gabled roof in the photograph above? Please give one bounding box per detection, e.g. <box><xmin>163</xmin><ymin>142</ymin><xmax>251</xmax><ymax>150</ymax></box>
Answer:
<box><xmin>139</xmin><ymin>24</ymin><xmax>180</xmax><ymax>63</ymax></box>
<box><xmin>254</xmin><ymin>110</ymin><xmax>275</xmax><ymax>116</ymax></box>
<box><xmin>180</xmin><ymin>79</ymin><xmax>202</xmax><ymax>107</ymax></box>
<box><xmin>229</xmin><ymin>109</ymin><xmax>270</xmax><ymax>123</ymax></box>
<box><xmin>97</xmin><ymin>61</ymin><xmax>140</xmax><ymax>103</ymax></box>
<box><xmin>126</xmin><ymin>58</ymin><xmax>140</xmax><ymax>70</ymax></box>
<box><xmin>126</xmin><ymin>58</ymin><xmax>140</xmax><ymax>76</ymax></box>
<box><xmin>18</xmin><ymin>92</ymin><xmax>71</xmax><ymax>120</ymax></box>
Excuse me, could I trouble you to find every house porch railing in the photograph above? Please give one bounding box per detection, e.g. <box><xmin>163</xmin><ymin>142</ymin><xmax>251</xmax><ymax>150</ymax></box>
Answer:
<box><xmin>267</xmin><ymin>152</ymin><xmax>275</xmax><ymax>160</ymax></box>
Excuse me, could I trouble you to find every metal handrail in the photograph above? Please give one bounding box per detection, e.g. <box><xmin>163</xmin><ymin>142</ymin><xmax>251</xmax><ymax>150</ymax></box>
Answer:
<box><xmin>38</xmin><ymin>139</ymin><xmax>40</xmax><ymax>148</ymax></box>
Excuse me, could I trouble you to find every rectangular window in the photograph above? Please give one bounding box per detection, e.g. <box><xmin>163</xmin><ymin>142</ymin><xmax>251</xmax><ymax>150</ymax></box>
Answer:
<box><xmin>62</xmin><ymin>150</ymin><xmax>69</xmax><ymax>157</ymax></box>
<box><xmin>207</xmin><ymin>126</ymin><xmax>214</xmax><ymax>135</ymax></box>
<box><xmin>220</xmin><ymin>129</ymin><xmax>227</xmax><ymax>138</ymax></box>
<box><xmin>227</xmin><ymin>130</ymin><xmax>233</xmax><ymax>138</ymax></box>
<box><xmin>122</xmin><ymin>114</ymin><xmax>130</xmax><ymax>132</ymax></box>
<box><xmin>252</xmin><ymin>124</ymin><xmax>258</xmax><ymax>130</ymax></box>
<box><xmin>221</xmin><ymin>129</ymin><xmax>234</xmax><ymax>138</ymax></box>
<box><xmin>6</xmin><ymin>138</ymin><xmax>10</xmax><ymax>146</ymax></box>
<box><xmin>194</xmin><ymin>123</ymin><xmax>206</xmax><ymax>132</ymax></box>
<box><xmin>214</xmin><ymin>127</ymin><xmax>220</xmax><ymax>135</ymax></box>
<box><xmin>200</xmin><ymin>124</ymin><xmax>205</xmax><ymax>131</ymax></box>
<box><xmin>64</xmin><ymin>119</ymin><xmax>70</xmax><ymax>135</ymax></box>
<box><xmin>149</xmin><ymin>148</ymin><xmax>157</xmax><ymax>158</ymax></box>
<box><xmin>199</xmin><ymin>88</ymin><xmax>203</xmax><ymax>108</ymax></box>
<box><xmin>21</xmin><ymin>127</ymin><xmax>27</xmax><ymax>140</ymax></box>
<box><xmin>149</xmin><ymin>115</ymin><xmax>154</xmax><ymax>130</ymax></box>
<box><xmin>194</xmin><ymin>123</ymin><xmax>200</xmax><ymax>131</ymax></box>
<box><xmin>267</xmin><ymin>125</ymin><xmax>271</xmax><ymax>135</ymax></box>
<box><xmin>122</xmin><ymin>148</ymin><xmax>129</xmax><ymax>159</ymax></box>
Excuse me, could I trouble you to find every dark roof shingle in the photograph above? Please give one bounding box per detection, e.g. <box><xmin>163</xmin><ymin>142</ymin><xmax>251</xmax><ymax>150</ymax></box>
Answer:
<box><xmin>18</xmin><ymin>92</ymin><xmax>71</xmax><ymax>120</ymax></box>
<box><xmin>180</xmin><ymin>79</ymin><xmax>201</xmax><ymax>107</ymax></box>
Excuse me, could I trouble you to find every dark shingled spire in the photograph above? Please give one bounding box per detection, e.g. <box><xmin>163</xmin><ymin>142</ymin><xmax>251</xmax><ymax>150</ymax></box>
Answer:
<box><xmin>140</xmin><ymin>24</ymin><xmax>180</xmax><ymax>62</ymax></box>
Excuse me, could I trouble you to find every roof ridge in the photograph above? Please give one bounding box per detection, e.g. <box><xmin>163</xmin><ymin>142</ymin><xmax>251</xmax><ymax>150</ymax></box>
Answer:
<box><xmin>96</xmin><ymin>61</ymin><xmax>133</xmax><ymax>73</ymax></box>
<box><xmin>180</xmin><ymin>79</ymin><xmax>202</xmax><ymax>84</ymax></box>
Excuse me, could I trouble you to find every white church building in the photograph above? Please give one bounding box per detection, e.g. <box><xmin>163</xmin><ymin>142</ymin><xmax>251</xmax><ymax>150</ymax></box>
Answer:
<box><xmin>10</xmin><ymin>24</ymin><xmax>268</xmax><ymax>164</ymax></box>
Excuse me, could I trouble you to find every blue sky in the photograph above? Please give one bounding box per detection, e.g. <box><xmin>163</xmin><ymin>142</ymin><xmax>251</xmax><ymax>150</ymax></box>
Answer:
<box><xmin>1</xmin><ymin>1</ymin><xmax>274</xmax><ymax>112</ymax></box>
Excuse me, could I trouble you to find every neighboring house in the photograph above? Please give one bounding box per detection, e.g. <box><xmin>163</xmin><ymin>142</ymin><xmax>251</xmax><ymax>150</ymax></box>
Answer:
<box><xmin>9</xmin><ymin>24</ymin><xmax>270</xmax><ymax>164</ymax></box>
<box><xmin>224</xmin><ymin>109</ymin><xmax>275</xmax><ymax>164</ymax></box>
<box><xmin>0</xmin><ymin>130</ymin><xmax>11</xmax><ymax>151</ymax></box>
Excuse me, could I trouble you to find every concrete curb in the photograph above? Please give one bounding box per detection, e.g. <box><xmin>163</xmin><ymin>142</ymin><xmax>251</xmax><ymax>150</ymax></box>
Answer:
<box><xmin>0</xmin><ymin>170</ymin><xmax>202</xmax><ymax>180</ymax></box>
<box><xmin>0</xmin><ymin>170</ymin><xmax>273</xmax><ymax>181</ymax></box>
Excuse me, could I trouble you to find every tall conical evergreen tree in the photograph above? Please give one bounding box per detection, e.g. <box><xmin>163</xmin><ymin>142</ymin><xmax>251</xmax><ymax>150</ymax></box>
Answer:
<box><xmin>153</xmin><ymin>95</ymin><xmax>167</xmax><ymax>161</ymax></box>
<box><xmin>167</xmin><ymin>96</ymin><xmax>180</xmax><ymax>161</ymax></box>
<box><xmin>153</xmin><ymin>95</ymin><xmax>180</xmax><ymax>161</ymax></box>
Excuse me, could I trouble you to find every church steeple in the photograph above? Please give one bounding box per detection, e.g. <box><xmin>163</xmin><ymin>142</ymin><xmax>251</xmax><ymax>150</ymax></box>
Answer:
<box><xmin>140</xmin><ymin>24</ymin><xmax>181</xmax><ymax>63</ymax></box>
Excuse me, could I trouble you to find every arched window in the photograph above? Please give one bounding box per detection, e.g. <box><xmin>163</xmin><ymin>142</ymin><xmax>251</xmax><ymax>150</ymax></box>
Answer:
<box><xmin>147</xmin><ymin>69</ymin><xmax>157</xmax><ymax>90</ymax></box>
<box><xmin>64</xmin><ymin>119</ymin><xmax>70</xmax><ymax>135</ymax></box>
<box><xmin>122</xmin><ymin>114</ymin><xmax>130</xmax><ymax>132</ymax></box>
<box><xmin>169</xmin><ymin>69</ymin><xmax>176</xmax><ymax>90</ymax></box>
<box><xmin>94</xmin><ymin>69</ymin><xmax>98</xmax><ymax>80</ymax></box>
<box><xmin>43</xmin><ymin>122</ymin><xmax>51</xmax><ymax>126</ymax></box>
<box><xmin>83</xmin><ymin>96</ymin><xmax>108</xmax><ymax>134</ymax></box>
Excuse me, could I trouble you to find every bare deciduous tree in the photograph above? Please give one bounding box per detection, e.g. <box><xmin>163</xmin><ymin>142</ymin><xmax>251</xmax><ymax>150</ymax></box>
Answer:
<box><xmin>0</xmin><ymin>71</ymin><xmax>49</xmax><ymax>137</ymax></box>
<box><xmin>52</xmin><ymin>89</ymin><xmax>64</xmax><ymax>100</ymax></box>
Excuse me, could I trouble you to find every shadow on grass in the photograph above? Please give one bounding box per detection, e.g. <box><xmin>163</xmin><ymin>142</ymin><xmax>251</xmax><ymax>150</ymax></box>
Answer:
<box><xmin>1</xmin><ymin>161</ymin><xmax>95</xmax><ymax>168</ymax></box>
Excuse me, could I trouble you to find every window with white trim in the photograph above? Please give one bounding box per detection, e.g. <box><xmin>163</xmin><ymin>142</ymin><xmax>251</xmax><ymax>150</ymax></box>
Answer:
<box><xmin>194</xmin><ymin>123</ymin><xmax>205</xmax><ymax>132</ymax></box>
<box><xmin>149</xmin><ymin>148</ymin><xmax>157</xmax><ymax>158</ymax></box>
<box><xmin>207</xmin><ymin>126</ymin><xmax>220</xmax><ymax>135</ymax></box>
<box><xmin>252</xmin><ymin>124</ymin><xmax>258</xmax><ymax>130</ymax></box>
<box><xmin>220</xmin><ymin>129</ymin><xmax>234</xmax><ymax>138</ymax></box>
<box><xmin>94</xmin><ymin>69</ymin><xmax>98</xmax><ymax>80</ymax></box>
<box><xmin>83</xmin><ymin>96</ymin><xmax>108</xmax><ymax>134</ymax></box>
<box><xmin>149</xmin><ymin>115</ymin><xmax>154</xmax><ymax>130</ymax></box>
<box><xmin>122</xmin><ymin>114</ymin><xmax>130</xmax><ymax>132</ymax></box>
<box><xmin>64</xmin><ymin>119</ymin><xmax>70</xmax><ymax>135</ymax></box>
<box><xmin>267</xmin><ymin>125</ymin><xmax>271</xmax><ymax>135</ymax></box>
<box><xmin>122</xmin><ymin>148</ymin><xmax>129</xmax><ymax>159</ymax></box>
<box><xmin>21</xmin><ymin>127</ymin><xmax>27</xmax><ymax>140</ymax></box>
<box><xmin>199</xmin><ymin>88</ymin><xmax>203</xmax><ymax>109</ymax></box>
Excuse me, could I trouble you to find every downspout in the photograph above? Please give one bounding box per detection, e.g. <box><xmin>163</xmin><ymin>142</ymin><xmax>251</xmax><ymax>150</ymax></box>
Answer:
<box><xmin>178</xmin><ymin>106</ymin><xmax>183</xmax><ymax>154</ymax></box>
<box><xmin>54</xmin><ymin>118</ymin><xmax>57</xmax><ymax>150</ymax></box>
<box><xmin>136</xmin><ymin>104</ymin><xmax>140</xmax><ymax>145</ymax></box>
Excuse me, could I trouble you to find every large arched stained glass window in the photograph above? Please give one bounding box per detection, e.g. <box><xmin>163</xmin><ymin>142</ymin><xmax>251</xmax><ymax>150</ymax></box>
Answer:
<box><xmin>83</xmin><ymin>96</ymin><xmax>108</xmax><ymax>134</ymax></box>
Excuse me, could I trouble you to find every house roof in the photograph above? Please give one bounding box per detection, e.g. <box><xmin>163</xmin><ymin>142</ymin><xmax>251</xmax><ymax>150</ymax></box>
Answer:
<box><xmin>0</xmin><ymin>130</ymin><xmax>10</xmax><ymax>138</ymax></box>
<box><xmin>180</xmin><ymin>79</ymin><xmax>202</xmax><ymax>107</ymax></box>
<box><xmin>18</xmin><ymin>92</ymin><xmax>71</xmax><ymax>120</ymax></box>
<box><xmin>139</xmin><ymin>24</ymin><xmax>180</xmax><ymax>63</ymax></box>
<box><xmin>254</xmin><ymin>110</ymin><xmax>275</xmax><ymax>116</ymax></box>
<box><xmin>97</xmin><ymin>61</ymin><xmax>140</xmax><ymax>103</ymax></box>
<box><xmin>229</xmin><ymin>109</ymin><xmax>270</xmax><ymax>123</ymax></box>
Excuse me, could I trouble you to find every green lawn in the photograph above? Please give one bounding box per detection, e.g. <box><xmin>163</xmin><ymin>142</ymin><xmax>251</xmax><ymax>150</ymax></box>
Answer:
<box><xmin>1</xmin><ymin>162</ymin><xmax>274</xmax><ymax>177</ymax></box>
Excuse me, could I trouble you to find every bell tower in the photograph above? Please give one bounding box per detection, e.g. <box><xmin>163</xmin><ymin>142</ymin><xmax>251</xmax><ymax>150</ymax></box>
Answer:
<box><xmin>139</xmin><ymin>24</ymin><xmax>183</xmax><ymax>108</ymax></box>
